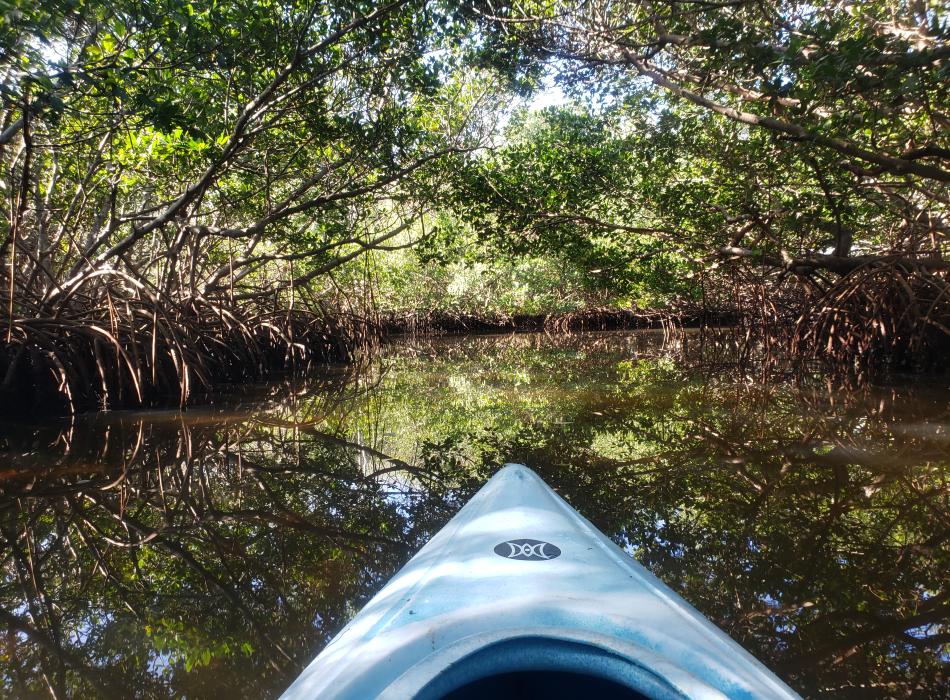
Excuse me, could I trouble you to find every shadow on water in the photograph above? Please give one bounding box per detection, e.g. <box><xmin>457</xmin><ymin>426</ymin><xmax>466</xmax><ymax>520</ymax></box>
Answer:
<box><xmin>1</xmin><ymin>330</ymin><xmax>947</xmax><ymax>698</ymax></box>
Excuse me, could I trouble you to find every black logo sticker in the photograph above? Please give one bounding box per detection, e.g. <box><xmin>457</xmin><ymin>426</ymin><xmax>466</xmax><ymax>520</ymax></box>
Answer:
<box><xmin>493</xmin><ymin>539</ymin><xmax>561</xmax><ymax>561</ymax></box>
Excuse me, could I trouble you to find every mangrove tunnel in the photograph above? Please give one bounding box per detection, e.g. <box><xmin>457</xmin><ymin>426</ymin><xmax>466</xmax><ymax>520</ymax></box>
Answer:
<box><xmin>0</xmin><ymin>1</ymin><xmax>947</xmax><ymax>698</ymax></box>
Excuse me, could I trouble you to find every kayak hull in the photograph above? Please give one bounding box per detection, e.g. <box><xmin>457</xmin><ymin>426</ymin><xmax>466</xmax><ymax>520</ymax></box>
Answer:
<box><xmin>281</xmin><ymin>464</ymin><xmax>800</xmax><ymax>699</ymax></box>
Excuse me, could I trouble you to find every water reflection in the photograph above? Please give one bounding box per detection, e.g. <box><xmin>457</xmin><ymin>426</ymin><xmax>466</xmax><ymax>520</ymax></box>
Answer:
<box><xmin>1</xmin><ymin>331</ymin><xmax>947</xmax><ymax>698</ymax></box>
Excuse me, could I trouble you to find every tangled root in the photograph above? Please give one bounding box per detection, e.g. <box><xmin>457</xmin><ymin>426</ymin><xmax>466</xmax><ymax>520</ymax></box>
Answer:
<box><xmin>792</xmin><ymin>262</ymin><xmax>950</xmax><ymax>376</ymax></box>
<box><xmin>0</xmin><ymin>297</ymin><xmax>377</xmax><ymax>417</ymax></box>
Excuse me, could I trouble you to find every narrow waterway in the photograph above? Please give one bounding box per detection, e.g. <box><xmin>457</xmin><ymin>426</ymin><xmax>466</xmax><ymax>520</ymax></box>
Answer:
<box><xmin>1</xmin><ymin>331</ymin><xmax>947</xmax><ymax>698</ymax></box>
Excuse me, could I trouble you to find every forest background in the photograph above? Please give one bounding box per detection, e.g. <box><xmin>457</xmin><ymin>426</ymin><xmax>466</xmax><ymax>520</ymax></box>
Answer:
<box><xmin>1</xmin><ymin>0</ymin><xmax>947</xmax><ymax>415</ymax></box>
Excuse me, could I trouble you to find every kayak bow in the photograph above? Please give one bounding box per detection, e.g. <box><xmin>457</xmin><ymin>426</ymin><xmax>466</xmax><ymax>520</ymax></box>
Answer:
<box><xmin>281</xmin><ymin>463</ymin><xmax>801</xmax><ymax>699</ymax></box>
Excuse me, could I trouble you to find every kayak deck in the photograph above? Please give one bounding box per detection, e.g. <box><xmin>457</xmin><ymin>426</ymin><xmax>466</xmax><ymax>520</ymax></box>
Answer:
<box><xmin>281</xmin><ymin>463</ymin><xmax>800</xmax><ymax>699</ymax></box>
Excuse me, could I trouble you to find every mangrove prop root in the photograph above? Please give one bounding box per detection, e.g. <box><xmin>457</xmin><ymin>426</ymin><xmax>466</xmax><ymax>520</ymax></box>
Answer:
<box><xmin>792</xmin><ymin>261</ymin><xmax>950</xmax><ymax>376</ymax></box>
<box><xmin>0</xmin><ymin>290</ymin><xmax>377</xmax><ymax>417</ymax></box>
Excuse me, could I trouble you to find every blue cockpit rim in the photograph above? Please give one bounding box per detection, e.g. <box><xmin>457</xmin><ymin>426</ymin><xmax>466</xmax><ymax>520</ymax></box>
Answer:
<box><xmin>408</xmin><ymin>636</ymin><xmax>689</xmax><ymax>700</ymax></box>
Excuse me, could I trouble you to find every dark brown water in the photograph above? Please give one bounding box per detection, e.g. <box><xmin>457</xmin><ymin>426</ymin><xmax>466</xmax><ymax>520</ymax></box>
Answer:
<box><xmin>1</xmin><ymin>331</ymin><xmax>948</xmax><ymax>699</ymax></box>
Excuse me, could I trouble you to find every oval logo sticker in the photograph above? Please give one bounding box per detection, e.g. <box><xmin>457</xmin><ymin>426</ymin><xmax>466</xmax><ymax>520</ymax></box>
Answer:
<box><xmin>493</xmin><ymin>539</ymin><xmax>561</xmax><ymax>561</ymax></box>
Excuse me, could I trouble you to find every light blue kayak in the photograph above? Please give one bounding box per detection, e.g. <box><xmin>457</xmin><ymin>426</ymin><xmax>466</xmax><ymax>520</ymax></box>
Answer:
<box><xmin>281</xmin><ymin>464</ymin><xmax>801</xmax><ymax>699</ymax></box>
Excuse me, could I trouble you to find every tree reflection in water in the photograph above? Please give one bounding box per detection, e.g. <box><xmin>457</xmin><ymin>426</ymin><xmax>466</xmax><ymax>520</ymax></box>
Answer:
<box><xmin>1</xmin><ymin>331</ymin><xmax>947</xmax><ymax>698</ymax></box>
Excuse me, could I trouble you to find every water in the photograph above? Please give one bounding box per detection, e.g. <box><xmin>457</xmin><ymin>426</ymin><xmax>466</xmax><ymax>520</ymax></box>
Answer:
<box><xmin>1</xmin><ymin>331</ymin><xmax>947</xmax><ymax>699</ymax></box>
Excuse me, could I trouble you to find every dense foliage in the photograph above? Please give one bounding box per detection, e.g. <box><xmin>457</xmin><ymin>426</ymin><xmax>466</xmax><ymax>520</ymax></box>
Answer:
<box><xmin>1</xmin><ymin>1</ymin><xmax>948</xmax><ymax>415</ymax></box>
<box><xmin>434</xmin><ymin>107</ymin><xmax>698</xmax><ymax>307</ymax></box>
<box><xmin>0</xmin><ymin>0</ymin><xmax>503</xmax><ymax>412</ymax></box>
<box><xmin>456</xmin><ymin>0</ymin><xmax>949</xmax><ymax>369</ymax></box>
